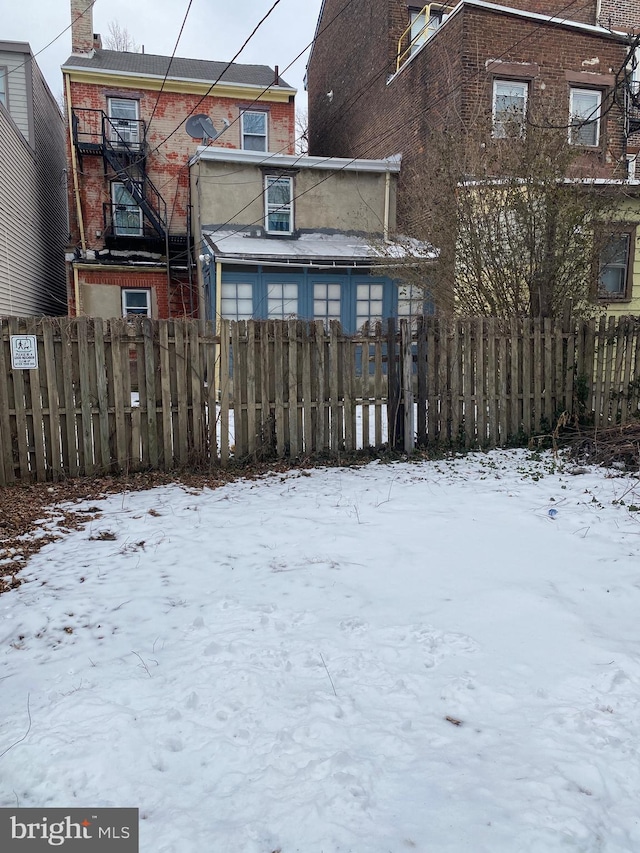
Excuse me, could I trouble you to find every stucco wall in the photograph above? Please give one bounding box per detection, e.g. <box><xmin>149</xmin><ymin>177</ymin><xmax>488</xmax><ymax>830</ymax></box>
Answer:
<box><xmin>193</xmin><ymin>159</ymin><xmax>396</xmax><ymax>235</ymax></box>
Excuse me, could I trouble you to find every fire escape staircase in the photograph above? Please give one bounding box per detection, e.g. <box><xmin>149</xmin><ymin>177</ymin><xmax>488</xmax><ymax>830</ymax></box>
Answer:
<box><xmin>72</xmin><ymin>109</ymin><xmax>171</xmax><ymax>248</ymax></box>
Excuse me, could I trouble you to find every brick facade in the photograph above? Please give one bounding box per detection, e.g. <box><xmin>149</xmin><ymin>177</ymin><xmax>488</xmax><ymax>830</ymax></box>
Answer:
<box><xmin>64</xmin><ymin>4</ymin><xmax>295</xmax><ymax>319</ymax></box>
<box><xmin>308</xmin><ymin>0</ymin><xmax>632</xmax><ymax>232</ymax></box>
<box><xmin>599</xmin><ymin>0</ymin><xmax>640</xmax><ymax>31</ymax></box>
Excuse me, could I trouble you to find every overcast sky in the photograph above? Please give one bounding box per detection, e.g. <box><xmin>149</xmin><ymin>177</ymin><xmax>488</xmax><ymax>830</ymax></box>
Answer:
<box><xmin>5</xmin><ymin>0</ymin><xmax>323</xmax><ymax>108</ymax></box>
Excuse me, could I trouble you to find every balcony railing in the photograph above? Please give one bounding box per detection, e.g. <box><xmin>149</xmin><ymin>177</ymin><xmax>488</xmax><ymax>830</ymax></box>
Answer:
<box><xmin>72</xmin><ymin>108</ymin><xmax>146</xmax><ymax>155</ymax></box>
<box><xmin>627</xmin><ymin>78</ymin><xmax>640</xmax><ymax>137</ymax></box>
<box><xmin>396</xmin><ymin>3</ymin><xmax>454</xmax><ymax>73</ymax></box>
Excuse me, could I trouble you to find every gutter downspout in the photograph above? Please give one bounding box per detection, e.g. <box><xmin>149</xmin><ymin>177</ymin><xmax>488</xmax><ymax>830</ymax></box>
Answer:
<box><xmin>73</xmin><ymin>265</ymin><xmax>81</xmax><ymax>316</ymax></box>
<box><xmin>65</xmin><ymin>71</ymin><xmax>85</xmax><ymax>316</ymax></box>
<box><xmin>65</xmin><ymin>72</ymin><xmax>86</xmax><ymax>254</ymax></box>
<box><xmin>384</xmin><ymin>169</ymin><xmax>391</xmax><ymax>242</ymax></box>
<box><xmin>215</xmin><ymin>260</ymin><xmax>222</xmax><ymax>335</ymax></box>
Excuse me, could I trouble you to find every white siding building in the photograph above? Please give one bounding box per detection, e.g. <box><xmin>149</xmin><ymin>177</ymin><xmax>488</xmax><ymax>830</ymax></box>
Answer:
<box><xmin>0</xmin><ymin>42</ymin><xmax>68</xmax><ymax>315</ymax></box>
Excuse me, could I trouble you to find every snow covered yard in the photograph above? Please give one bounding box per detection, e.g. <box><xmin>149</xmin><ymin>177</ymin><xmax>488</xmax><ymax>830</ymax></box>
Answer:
<box><xmin>1</xmin><ymin>450</ymin><xmax>640</xmax><ymax>853</ymax></box>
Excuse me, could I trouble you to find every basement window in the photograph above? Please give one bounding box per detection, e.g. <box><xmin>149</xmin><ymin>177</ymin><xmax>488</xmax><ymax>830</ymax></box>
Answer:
<box><xmin>569</xmin><ymin>88</ymin><xmax>601</xmax><ymax>147</ymax></box>
<box><xmin>122</xmin><ymin>289</ymin><xmax>151</xmax><ymax>317</ymax></box>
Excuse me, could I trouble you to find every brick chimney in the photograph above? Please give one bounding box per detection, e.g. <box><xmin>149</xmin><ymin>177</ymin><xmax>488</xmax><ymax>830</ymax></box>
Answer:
<box><xmin>70</xmin><ymin>0</ymin><xmax>95</xmax><ymax>55</ymax></box>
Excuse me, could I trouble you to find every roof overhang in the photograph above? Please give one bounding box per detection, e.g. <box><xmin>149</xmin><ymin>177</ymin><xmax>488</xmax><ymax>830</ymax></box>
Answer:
<box><xmin>192</xmin><ymin>147</ymin><xmax>402</xmax><ymax>173</ymax></box>
<box><xmin>60</xmin><ymin>65</ymin><xmax>295</xmax><ymax>102</ymax></box>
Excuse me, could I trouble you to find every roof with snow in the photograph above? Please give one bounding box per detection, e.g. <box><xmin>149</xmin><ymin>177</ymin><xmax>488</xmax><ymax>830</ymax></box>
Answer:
<box><xmin>203</xmin><ymin>229</ymin><xmax>436</xmax><ymax>266</ymax></box>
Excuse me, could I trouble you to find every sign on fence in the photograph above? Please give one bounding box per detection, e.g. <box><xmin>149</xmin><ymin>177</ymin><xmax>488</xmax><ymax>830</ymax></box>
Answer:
<box><xmin>10</xmin><ymin>335</ymin><xmax>38</xmax><ymax>369</ymax></box>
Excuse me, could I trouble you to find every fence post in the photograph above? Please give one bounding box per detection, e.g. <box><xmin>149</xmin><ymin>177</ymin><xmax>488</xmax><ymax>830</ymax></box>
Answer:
<box><xmin>401</xmin><ymin>319</ymin><xmax>415</xmax><ymax>453</ymax></box>
<box><xmin>387</xmin><ymin>317</ymin><xmax>402</xmax><ymax>449</ymax></box>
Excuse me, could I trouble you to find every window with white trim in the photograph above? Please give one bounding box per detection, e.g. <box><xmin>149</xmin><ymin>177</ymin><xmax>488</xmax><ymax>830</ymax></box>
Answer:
<box><xmin>241</xmin><ymin>111</ymin><xmax>267</xmax><ymax>151</ymax></box>
<box><xmin>569</xmin><ymin>88</ymin><xmax>601</xmax><ymax>147</ymax></box>
<box><xmin>108</xmin><ymin>97</ymin><xmax>140</xmax><ymax>147</ymax></box>
<box><xmin>221</xmin><ymin>282</ymin><xmax>254</xmax><ymax>320</ymax></box>
<box><xmin>112</xmin><ymin>182</ymin><xmax>143</xmax><ymax>237</ymax></box>
<box><xmin>356</xmin><ymin>282</ymin><xmax>384</xmax><ymax>328</ymax></box>
<box><xmin>598</xmin><ymin>229</ymin><xmax>634</xmax><ymax>299</ymax></box>
<box><xmin>265</xmin><ymin>175</ymin><xmax>293</xmax><ymax>234</ymax></box>
<box><xmin>492</xmin><ymin>79</ymin><xmax>527</xmax><ymax>138</ymax></box>
<box><xmin>267</xmin><ymin>283</ymin><xmax>298</xmax><ymax>318</ymax></box>
<box><xmin>122</xmin><ymin>289</ymin><xmax>151</xmax><ymax>317</ymax></box>
<box><xmin>313</xmin><ymin>282</ymin><xmax>341</xmax><ymax>327</ymax></box>
<box><xmin>0</xmin><ymin>67</ymin><xmax>7</xmax><ymax>108</ymax></box>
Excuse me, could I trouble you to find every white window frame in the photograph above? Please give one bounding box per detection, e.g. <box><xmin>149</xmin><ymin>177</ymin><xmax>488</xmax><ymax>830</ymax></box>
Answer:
<box><xmin>265</xmin><ymin>175</ymin><xmax>293</xmax><ymax>235</ymax></box>
<box><xmin>122</xmin><ymin>288</ymin><xmax>151</xmax><ymax>317</ymax></box>
<box><xmin>569</xmin><ymin>87</ymin><xmax>601</xmax><ymax>147</ymax></box>
<box><xmin>108</xmin><ymin>97</ymin><xmax>140</xmax><ymax>147</ymax></box>
<box><xmin>241</xmin><ymin>110</ymin><xmax>268</xmax><ymax>151</ymax></box>
<box><xmin>492</xmin><ymin>79</ymin><xmax>528</xmax><ymax>139</ymax></box>
<box><xmin>112</xmin><ymin>182</ymin><xmax>143</xmax><ymax>237</ymax></box>
<box><xmin>0</xmin><ymin>67</ymin><xmax>8</xmax><ymax>109</ymax></box>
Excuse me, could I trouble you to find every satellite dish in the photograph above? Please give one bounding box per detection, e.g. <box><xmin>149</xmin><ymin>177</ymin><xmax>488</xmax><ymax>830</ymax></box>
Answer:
<box><xmin>185</xmin><ymin>114</ymin><xmax>229</xmax><ymax>142</ymax></box>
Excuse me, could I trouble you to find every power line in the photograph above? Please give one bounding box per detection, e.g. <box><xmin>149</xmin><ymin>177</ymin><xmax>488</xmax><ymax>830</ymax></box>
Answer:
<box><xmin>141</xmin><ymin>0</ymin><xmax>285</xmax><ymax>162</ymax></box>
<box><xmin>145</xmin><ymin>0</ymin><xmax>196</xmax><ymax>136</ymax></box>
<box><xmin>6</xmin><ymin>0</ymin><xmax>98</xmax><ymax>80</ymax></box>
<box><xmin>181</xmin><ymin>0</ymin><xmax>610</xmax><ymax>264</ymax></box>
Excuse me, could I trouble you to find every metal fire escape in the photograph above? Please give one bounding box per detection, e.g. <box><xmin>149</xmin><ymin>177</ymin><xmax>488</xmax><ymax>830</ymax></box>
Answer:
<box><xmin>71</xmin><ymin>108</ymin><xmax>182</xmax><ymax>252</ymax></box>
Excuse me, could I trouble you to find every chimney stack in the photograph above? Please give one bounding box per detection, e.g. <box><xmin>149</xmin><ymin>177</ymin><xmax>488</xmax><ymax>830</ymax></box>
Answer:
<box><xmin>70</xmin><ymin>0</ymin><xmax>95</xmax><ymax>55</ymax></box>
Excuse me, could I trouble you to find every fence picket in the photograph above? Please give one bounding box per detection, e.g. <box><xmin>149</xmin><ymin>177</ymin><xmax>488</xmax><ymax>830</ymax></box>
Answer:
<box><xmin>0</xmin><ymin>319</ymin><xmax>15</xmax><ymax>483</ymax></box>
<box><xmin>0</xmin><ymin>315</ymin><xmax>637</xmax><ymax>482</ymax></box>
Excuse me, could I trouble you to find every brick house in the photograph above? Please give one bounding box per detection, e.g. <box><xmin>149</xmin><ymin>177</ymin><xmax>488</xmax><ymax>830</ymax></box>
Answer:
<box><xmin>307</xmin><ymin>0</ymin><xmax>640</xmax><ymax>314</ymax></box>
<box><xmin>63</xmin><ymin>0</ymin><xmax>295</xmax><ymax>319</ymax></box>
<box><xmin>0</xmin><ymin>42</ymin><xmax>67</xmax><ymax>315</ymax></box>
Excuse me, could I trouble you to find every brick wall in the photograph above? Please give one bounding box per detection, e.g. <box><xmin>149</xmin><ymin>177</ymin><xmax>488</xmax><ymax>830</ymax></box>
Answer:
<box><xmin>68</xmin><ymin>80</ymin><xmax>295</xmax><ymax>249</ymax></box>
<box><xmin>308</xmin><ymin>1</ymin><xmax>628</xmax><ymax>232</ymax></box>
<box><xmin>71</xmin><ymin>268</ymin><xmax>170</xmax><ymax>318</ymax></box>
<box><xmin>599</xmin><ymin>1</ymin><xmax>640</xmax><ymax>31</ymax></box>
<box><xmin>489</xmin><ymin>0</ymin><xmax>598</xmax><ymax>25</ymax></box>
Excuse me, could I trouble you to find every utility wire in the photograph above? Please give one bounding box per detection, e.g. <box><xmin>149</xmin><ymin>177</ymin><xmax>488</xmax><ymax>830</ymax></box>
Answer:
<box><xmin>173</xmin><ymin>0</ymin><xmax>614</xmax><ymax>267</ymax></box>
<box><xmin>145</xmin><ymin>0</ymin><xmax>196</xmax><ymax>136</ymax></box>
<box><xmin>6</xmin><ymin>0</ymin><xmax>98</xmax><ymax>80</ymax></box>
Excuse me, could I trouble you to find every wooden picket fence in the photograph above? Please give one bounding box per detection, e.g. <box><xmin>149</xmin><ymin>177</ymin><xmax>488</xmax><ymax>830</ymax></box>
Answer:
<box><xmin>0</xmin><ymin>314</ymin><xmax>639</xmax><ymax>484</ymax></box>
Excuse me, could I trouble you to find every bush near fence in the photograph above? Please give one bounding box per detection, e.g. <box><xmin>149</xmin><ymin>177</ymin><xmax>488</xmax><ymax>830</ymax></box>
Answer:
<box><xmin>0</xmin><ymin>315</ymin><xmax>638</xmax><ymax>483</ymax></box>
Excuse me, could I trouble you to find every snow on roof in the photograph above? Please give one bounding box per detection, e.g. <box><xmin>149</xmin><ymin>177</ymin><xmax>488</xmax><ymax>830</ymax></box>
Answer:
<box><xmin>202</xmin><ymin>229</ymin><xmax>436</xmax><ymax>266</ymax></box>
